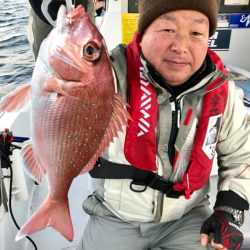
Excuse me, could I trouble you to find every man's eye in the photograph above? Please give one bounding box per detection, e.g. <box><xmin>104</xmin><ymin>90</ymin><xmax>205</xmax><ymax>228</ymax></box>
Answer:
<box><xmin>163</xmin><ymin>29</ymin><xmax>174</xmax><ymax>33</ymax></box>
<box><xmin>192</xmin><ymin>31</ymin><xmax>203</xmax><ymax>36</ymax></box>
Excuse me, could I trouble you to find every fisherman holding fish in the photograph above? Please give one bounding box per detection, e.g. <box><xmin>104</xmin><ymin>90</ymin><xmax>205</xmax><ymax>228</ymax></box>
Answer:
<box><xmin>5</xmin><ymin>0</ymin><xmax>250</xmax><ymax>249</ymax></box>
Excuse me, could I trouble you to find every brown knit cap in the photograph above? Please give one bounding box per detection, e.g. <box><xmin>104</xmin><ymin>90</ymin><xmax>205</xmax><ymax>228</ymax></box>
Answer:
<box><xmin>138</xmin><ymin>0</ymin><xmax>220</xmax><ymax>37</ymax></box>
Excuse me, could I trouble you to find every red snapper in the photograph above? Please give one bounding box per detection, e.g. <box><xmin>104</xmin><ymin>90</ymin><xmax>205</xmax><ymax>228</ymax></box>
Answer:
<box><xmin>0</xmin><ymin>5</ymin><xmax>129</xmax><ymax>241</ymax></box>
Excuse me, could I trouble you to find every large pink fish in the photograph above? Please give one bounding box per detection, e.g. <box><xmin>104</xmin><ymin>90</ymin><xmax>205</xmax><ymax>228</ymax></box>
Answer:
<box><xmin>0</xmin><ymin>5</ymin><xmax>129</xmax><ymax>241</ymax></box>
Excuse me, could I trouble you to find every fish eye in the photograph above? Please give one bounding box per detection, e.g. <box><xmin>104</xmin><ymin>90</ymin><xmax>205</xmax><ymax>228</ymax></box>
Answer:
<box><xmin>83</xmin><ymin>42</ymin><xmax>101</xmax><ymax>62</ymax></box>
<box><xmin>86</xmin><ymin>46</ymin><xmax>94</xmax><ymax>55</ymax></box>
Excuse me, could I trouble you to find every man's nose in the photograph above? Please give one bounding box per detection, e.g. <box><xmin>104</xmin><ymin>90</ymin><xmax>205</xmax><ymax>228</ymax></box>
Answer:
<box><xmin>170</xmin><ymin>34</ymin><xmax>189</xmax><ymax>54</ymax></box>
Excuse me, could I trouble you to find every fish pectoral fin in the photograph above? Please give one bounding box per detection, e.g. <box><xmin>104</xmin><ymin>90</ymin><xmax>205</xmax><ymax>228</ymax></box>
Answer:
<box><xmin>15</xmin><ymin>197</ymin><xmax>74</xmax><ymax>242</ymax></box>
<box><xmin>21</xmin><ymin>141</ymin><xmax>46</xmax><ymax>182</ymax></box>
<box><xmin>0</xmin><ymin>84</ymin><xmax>31</xmax><ymax>112</ymax></box>
<box><xmin>80</xmin><ymin>93</ymin><xmax>131</xmax><ymax>174</ymax></box>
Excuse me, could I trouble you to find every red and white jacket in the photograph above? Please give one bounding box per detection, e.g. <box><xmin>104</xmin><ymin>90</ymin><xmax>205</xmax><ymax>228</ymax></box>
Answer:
<box><xmin>84</xmin><ymin>36</ymin><xmax>250</xmax><ymax>223</ymax></box>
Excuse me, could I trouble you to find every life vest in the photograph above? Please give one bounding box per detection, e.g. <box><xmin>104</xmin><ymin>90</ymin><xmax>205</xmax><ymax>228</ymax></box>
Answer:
<box><xmin>124</xmin><ymin>32</ymin><xmax>229</xmax><ymax>199</ymax></box>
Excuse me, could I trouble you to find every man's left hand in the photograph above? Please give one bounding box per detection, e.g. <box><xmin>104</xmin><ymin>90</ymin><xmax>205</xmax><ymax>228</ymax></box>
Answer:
<box><xmin>200</xmin><ymin>210</ymin><xmax>243</xmax><ymax>250</ymax></box>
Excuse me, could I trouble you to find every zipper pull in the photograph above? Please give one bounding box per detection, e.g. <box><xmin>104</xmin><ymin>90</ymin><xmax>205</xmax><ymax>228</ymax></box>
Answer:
<box><xmin>176</xmin><ymin>100</ymin><xmax>181</xmax><ymax>128</ymax></box>
<box><xmin>169</xmin><ymin>96</ymin><xmax>176</xmax><ymax>112</ymax></box>
<box><xmin>177</xmin><ymin>109</ymin><xmax>181</xmax><ymax>128</ymax></box>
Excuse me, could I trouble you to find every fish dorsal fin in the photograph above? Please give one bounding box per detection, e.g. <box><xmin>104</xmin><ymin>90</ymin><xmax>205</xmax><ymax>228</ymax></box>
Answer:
<box><xmin>21</xmin><ymin>141</ymin><xmax>46</xmax><ymax>182</ymax></box>
<box><xmin>0</xmin><ymin>84</ymin><xmax>31</xmax><ymax>112</ymax></box>
<box><xmin>81</xmin><ymin>93</ymin><xmax>130</xmax><ymax>174</ymax></box>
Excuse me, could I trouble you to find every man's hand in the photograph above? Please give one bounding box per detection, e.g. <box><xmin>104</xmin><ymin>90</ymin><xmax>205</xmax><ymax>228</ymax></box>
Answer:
<box><xmin>95</xmin><ymin>0</ymin><xmax>105</xmax><ymax>10</ymax></box>
<box><xmin>200</xmin><ymin>210</ymin><xmax>243</xmax><ymax>250</ymax></box>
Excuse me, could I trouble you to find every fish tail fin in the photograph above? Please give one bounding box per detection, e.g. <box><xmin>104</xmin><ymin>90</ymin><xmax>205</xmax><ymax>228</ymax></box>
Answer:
<box><xmin>15</xmin><ymin>197</ymin><xmax>74</xmax><ymax>242</ymax></box>
<box><xmin>0</xmin><ymin>84</ymin><xmax>31</xmax><ymax>112</ymax></box>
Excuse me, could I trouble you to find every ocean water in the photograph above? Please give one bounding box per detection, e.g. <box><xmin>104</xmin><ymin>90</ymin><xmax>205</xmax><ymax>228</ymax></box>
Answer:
<box><xmin>0</xmin><ymin>0</ymin><xmax>34</xmax><ymax>89</ymax></box>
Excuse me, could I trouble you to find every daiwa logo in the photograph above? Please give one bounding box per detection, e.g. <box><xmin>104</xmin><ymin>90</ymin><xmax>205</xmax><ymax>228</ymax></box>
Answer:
<box><xmin>240</xmin><ymin>14</ymin><xmax>250</xmax><ymax>27</ymax></box>
<box><xmin>137</xmin><ymin>67</ymin><xmax>152</xmax><ymax>137</ymax></box>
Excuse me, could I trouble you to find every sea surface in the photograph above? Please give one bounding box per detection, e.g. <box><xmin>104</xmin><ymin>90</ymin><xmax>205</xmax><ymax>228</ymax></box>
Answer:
<box><xmin>0</xmin><ymin>0</ymin><xmax>34</xmax><ymax>90</ymax></box>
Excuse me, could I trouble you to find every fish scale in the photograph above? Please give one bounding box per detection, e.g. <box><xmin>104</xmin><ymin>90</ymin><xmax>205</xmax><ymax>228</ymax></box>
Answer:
<box><xmin>33</xmin><ymin>96</ymin><xmax>107</xmax><ymax>176</ymax></box>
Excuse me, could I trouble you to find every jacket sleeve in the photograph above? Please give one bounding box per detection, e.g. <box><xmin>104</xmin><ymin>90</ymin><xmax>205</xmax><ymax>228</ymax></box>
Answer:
<box><xmin>216</xmin><ymin>79</ymin><xmax>250</xmax><ymax>208</ymax></box>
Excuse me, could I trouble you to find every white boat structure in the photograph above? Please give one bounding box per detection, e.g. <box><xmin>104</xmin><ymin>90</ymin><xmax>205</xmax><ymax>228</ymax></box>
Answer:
<box><xmin>1</xmin><ymin>1</ymin><xmax>250</xmax><ymax>249</ymax></box>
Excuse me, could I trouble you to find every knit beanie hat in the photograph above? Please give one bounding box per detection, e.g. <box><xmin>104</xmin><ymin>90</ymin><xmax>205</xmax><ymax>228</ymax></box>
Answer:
<box><xmin>138</xmin><ymin>0</ymin><xmax>220</xmax><ymax>37</ymax></box>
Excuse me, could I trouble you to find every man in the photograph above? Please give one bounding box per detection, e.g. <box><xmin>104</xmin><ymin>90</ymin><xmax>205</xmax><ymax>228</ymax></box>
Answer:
<box><xmin>77</xmin><ymin>0</ymin><xmax>250</xmax><ymax>250</ymax></box>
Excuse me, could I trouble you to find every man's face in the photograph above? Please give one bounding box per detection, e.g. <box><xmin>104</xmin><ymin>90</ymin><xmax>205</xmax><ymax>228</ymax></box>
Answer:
<box><xmin>140</xmin><ymin>10</ymin><xmax>210</xmax><ymax>86</ymax></box>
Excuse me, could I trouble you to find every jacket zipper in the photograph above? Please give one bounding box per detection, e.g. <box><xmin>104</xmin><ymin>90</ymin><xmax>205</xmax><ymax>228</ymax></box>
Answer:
<box><xmin>168</xmin><ymin>96</ymin><xmax>181</xmax><ymax>165</ymax></box>
<box><xmin>154</xmin><ymin>96</ymin><xmax>181</xmax><ymax>223</ymax></box>
<box><xmin>147</xmin><ymin>70</ymin><xmax>182</xmax><ymax>221</ymax></box>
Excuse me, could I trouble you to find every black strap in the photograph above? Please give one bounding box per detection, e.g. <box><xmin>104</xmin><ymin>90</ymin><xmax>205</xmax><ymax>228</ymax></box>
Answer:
<box><xmin>89</xmin><ymin>158</ymin><xmax>184</xmax><ymax>198</ymax></box>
